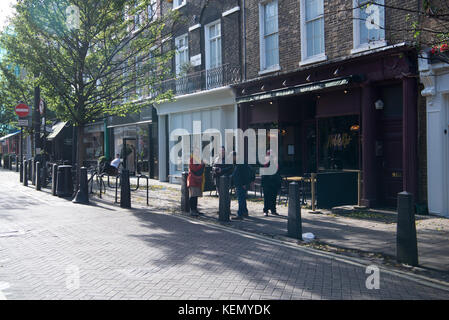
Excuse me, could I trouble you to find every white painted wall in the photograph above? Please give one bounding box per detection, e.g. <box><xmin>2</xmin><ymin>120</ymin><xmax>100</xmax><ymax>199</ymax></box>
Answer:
<box><xmin>156</xmin><ymin>87</ymin><xmax>237</xmax><ymax>184</ymax></box>
<box><xmin>420</xmin><ymin>56</ymin><xmax>449</xmax><ymax>217</ymax></box>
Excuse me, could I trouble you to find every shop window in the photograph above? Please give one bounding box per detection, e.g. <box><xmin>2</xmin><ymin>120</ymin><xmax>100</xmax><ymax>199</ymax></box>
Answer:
<box><xmin>318</xmin><ymin>116</ymin><xmax>360</xmax><ymax>171</ymax></box>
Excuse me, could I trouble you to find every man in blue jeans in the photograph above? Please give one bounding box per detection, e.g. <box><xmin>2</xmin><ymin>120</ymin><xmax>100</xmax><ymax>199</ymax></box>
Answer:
<box><xmin>231</xmin><ymin>152</ymin><xmax>253</xmax><ymax>220</ymax></box>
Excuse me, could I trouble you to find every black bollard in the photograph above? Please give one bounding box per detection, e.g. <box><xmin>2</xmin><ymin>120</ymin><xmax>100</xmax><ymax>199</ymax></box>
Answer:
<box><xmin>15</xmin><ymin>156</ymin><xmax>19</xmax><ymax>172</ymax></box>
<box><xmin>52</xmin><ymin>164</ymin><xmax>58</xmax><ymax>196</ymax></box>
<box><xmin>396</xmin><ymin>192</ymin><xmax>419</xmax><ymax>266</ymax></box>
<box><xmin>9</xmin><ymin>155</ymin><xmax>12</xmax><ymax>170</ymax></box>
<box><xmin>218</xmin><ymin>175</ymin><xmax>231</xmax><ymax>222</ymax></box>
<box><xmin>120</xmin><ymin>169</ymin><xmax>131</xmax><ymax>208</ymax></box>
<box><xmin>42</xmin><ymin>161</ymin><xmax>47</xmax><ymax>188</ymax></box>
<box><xmin>287</xmin><ymin>182</ymin><xmax>303</xmax><ymax>240</ymax></box>
<box><xmin>23</xmin><ymin>159</ymin><xmax>28</xmax><ymax>187</ymax></box>
<box><xmin>56</xmin><ymin>165</ymin><xmax>73</xmax><ymax>198</ymax></box>
<box><xmin>31</xmin><ymin>158</ymin><xmax>35</xmax><ymax>185</ymax></box>
<box><xmin>36</xmin><ymin>162</ymin><xmax>41</xmax><ymax>191</ymax></box>
<box><xmin>19</xmin><ymin>163</ymin><xmax>23</xmax><ymax>183</ymax></box>
<box><xmin>73</xmin><ymin>167</ymin><xmax>89</xmax><ymax>204</ymax></box>
<box><xmin>28</xmin><ymin>159</ymin><xmax>32</xmax><ymax>184</ymax></box>
<box><xmin>181</xmin><ymin>171</ymin><xmax>190</xmax><ymax>213</ymax></box>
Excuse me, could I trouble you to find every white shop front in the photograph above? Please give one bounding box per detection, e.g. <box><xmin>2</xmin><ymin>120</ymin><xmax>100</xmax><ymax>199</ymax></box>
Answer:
<box><xmin>155</xmin><ymin>87</ymin><xmax>237</xmax><ymax>183</ymax></box>
<box><xmin>420</xmin><ymin>55</ymin><xmax>449</xmax><ymax>217</ymax></box>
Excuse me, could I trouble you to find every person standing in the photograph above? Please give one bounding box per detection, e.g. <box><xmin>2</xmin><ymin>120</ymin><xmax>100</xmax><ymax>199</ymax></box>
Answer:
<box><xmin>261</xmin><ymin>151</ymin><xmax>281</xmax><ymax>216</ymax></box>
<box><xmin>232</xmin><ymin>152</ymin><xmax>253</xmax><ymax>220</ymax></box>
<box><xmin>187</xmin><ymin>150</ymin><xmax>205</xmax><ymax>216</ymax></box>
<box><xmin>212</xmin><ymin>146</ymin><xmax>234</xmax><ymax>195</ymax></box>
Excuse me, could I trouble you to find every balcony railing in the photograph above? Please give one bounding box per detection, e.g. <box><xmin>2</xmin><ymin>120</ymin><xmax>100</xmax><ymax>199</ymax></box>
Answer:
<box><xmin>152</xmin><ymin>64</ymin><xmax>241</xmax><ymax>97</ymax></box>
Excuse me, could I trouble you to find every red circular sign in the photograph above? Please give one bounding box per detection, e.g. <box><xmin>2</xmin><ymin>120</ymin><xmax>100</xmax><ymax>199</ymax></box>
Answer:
<box><xmin>15</xmin><ymin>104</ymin><xmax>30</xmax><ymax>118</ymax></box>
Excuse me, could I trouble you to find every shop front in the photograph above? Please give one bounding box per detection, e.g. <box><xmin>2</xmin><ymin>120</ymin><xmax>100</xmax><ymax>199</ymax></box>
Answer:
<box><xmin>419</xmin><ymin>54</ymin><xmax>449</xmax><ymax>217</ymax></box>
<box><xmin>108</xmin><ymin>107</ymin><xmax>158</xmax><ymax>179</ymax></box>
<box><xmin>236</xmin><ymin>45</ymin><xmax>421</xmax><ymax>208</ymax></box>
<box><xmin>156</xmin><ymin>86</ymin><xmax>238</xmax><ymax>184</ymax></box>
<box><xmin>83</xmin><ymin>123</ymin><xmax>104</xmax><ymax>167</ymax></box>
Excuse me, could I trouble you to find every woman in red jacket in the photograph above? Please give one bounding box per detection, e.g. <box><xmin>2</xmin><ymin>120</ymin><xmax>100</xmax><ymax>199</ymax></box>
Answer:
<box><xmin>187</xmin><ymin>150</ymin><xmax>205</xmax><ymax>216</ymax></box>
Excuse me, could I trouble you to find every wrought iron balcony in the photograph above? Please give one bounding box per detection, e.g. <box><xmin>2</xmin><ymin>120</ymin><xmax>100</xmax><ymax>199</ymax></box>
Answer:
<box><xmin>153</xmin><ymin>64</ymin><xmax>241</xmax><ymax>97</ymax></box>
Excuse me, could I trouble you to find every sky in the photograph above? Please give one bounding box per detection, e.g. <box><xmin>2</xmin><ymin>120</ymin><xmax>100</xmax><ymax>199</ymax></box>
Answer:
<box><xmin>0</xmin><ymin>0</ymin><xmax>16</xmax><ymax>31</ymax></box>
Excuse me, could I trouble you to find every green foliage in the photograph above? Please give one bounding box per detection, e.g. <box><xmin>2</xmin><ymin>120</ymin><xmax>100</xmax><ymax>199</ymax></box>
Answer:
<box><xmin>1</xmin><ymin>0</ymin><xmax>179</xmax><ymax>127</ymax></box>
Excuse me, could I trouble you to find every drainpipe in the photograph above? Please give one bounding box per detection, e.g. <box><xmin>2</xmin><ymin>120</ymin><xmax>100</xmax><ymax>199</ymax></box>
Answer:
<box><xmin>104</xmin><ymin>118</ymin><xmax>110</xmax><ymax>161</ymax></box>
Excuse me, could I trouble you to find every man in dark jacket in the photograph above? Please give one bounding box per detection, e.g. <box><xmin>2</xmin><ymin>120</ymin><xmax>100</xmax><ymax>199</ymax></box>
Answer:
<box><xmin>231</xmin><ymin>152</ymin><xmax>253</xmax><ymax>219</ymax></box>
<box><xmin>212</xmin><ymin>147</ymin><xmax>234</xmax><ymax>195</ymax></box>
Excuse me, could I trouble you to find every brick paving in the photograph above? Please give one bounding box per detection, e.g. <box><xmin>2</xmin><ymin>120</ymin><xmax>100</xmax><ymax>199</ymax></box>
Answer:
<box><xmin>109</xmin><ymin>174</ymin><xmax>449</xmax><ymax>273</ymax></box>
<box><xmin>0</xmin><ymin>169</ymin><xmax>448</xmax><ymax>300</ymax></box>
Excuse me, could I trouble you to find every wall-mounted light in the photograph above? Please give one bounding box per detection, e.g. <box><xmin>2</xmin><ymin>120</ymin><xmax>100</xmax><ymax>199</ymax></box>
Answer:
<box><xmin>375</xmin><ymin>99</ymin><xmax>384</xmax><ymax>110</ymax></box>
<box><xmin>333</xmin><ymin>67</ymin><xmax>341</xmax><ymax>76</ymax></box>
<box><xmin>306</xmin><ymin>75</ymin><xmax>312</xmax><ymax>82</ymax></box>
<box><xmin>350</xmin><ymin>124</ymin><xmax>360</xmax><ymax>132</ymax></box>
<box><xmin>280</xmin><ymin>129</ymin><xmax>287</xmax><ymax>136</ymax></box>
<box><xmin>344</xmin><ymin>89</ymin><xmax>349</xmax><ymax>94</ymax></box>
<box><xmin>261</xmin><ymin>85</ymin><xmax>265</xmax><ymax>91</ymax></box>
<box><xmin>282</xmin><ymin>80</ymin><xmax>288</xmax><ymax>87</ymax></box>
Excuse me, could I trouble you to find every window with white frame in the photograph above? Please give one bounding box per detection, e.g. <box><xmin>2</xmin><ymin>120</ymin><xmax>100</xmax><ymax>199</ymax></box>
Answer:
<box><xmin>353</xmin><ymin>0</ymin><xmax>385</xmax><ymax>51</ymax></box>
<box><xmin>175</xmin><ymin>34</ymin><xmax>189</xmax><ymax>76</ymax></box>
<box><xmin>148</xmin><ymin>0</ymin><xmax>157</xmax><ymax>21</ymax></box>
<box><xmin>134</xmin><ymin>0</ymin><xmax>141</xmax><ymax>28</ymax></box>
<box><xmin>300</xmin><ymin>0</ymin><xmax>325</xmax><ymax>63</ymax></box>
<box><xmin>259</xmin><ymin>0</ymin><xmax>279</xmax><ymax>72</ymax></box>
<box><xmin>173</xmin><ymin>0</ymin><xmax>186</xmax><ymax>9</ymax></box>
<box><xmin>205</xmin><ymin>20</ymin><xmax>222</xmax><ymax>70</ymax></box>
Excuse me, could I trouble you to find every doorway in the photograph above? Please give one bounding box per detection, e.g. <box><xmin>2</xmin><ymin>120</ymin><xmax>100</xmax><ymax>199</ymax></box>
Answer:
<box><xmin>122</xmin><ymin>138</ymin><xmax>137</xmax><ymax>176</ymax></box>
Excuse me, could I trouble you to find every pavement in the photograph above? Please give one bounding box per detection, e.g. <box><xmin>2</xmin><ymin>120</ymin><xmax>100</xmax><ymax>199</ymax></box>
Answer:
<box><xmin>122</xmin><ymin>175</ymin><xmax>449</xmax><ymax>274</ymax></box>
<box><xmin>0</xmin><ymin>168</ymin><xmax>449</xmax><ymax>300</ymax></box>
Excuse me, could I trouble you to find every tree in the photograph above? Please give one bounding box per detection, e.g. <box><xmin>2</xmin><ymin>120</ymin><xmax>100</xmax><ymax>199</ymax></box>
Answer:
<box><xmin>1</xmin><ymin>0</ymin><xmax>180</xmax><ymax>177</ymax></box>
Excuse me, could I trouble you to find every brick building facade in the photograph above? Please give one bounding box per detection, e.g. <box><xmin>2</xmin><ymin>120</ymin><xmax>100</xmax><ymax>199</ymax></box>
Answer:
<box><xmin>235</xmin><ymin>0</ymin><xmax>427</xmax><ymax>208</ymax></box>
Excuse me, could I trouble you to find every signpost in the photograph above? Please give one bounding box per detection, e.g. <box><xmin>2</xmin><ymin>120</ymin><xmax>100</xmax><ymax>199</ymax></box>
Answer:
<box><xmin>15</xmin><ymin>103</ymin><xmax>31</xmax><ymax>167</ymax></box>
<box><xmin>15</xmin><ymin>103</ymin><xmax>30</xmax><ymax>118</ymax></box>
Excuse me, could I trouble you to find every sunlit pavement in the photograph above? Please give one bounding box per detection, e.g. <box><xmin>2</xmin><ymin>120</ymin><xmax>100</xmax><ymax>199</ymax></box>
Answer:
<box><xmin>0</xmin><ymin>169</ymin><xmax>448</xmax><ymax>300</ymax></box>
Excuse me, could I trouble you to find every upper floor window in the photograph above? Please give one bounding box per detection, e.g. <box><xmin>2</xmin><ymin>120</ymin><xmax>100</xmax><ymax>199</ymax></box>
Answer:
<box><xmin>175</xmin><ymin>34</ymin><xmax>189</xmax><ymax>76</ymax></box>
<box><xmin>300</xmin><ymin>0</ymin><xmax>325</xmax><ymax>64</ymax></box>
<box><xmin>259</xmin><ymin>0</ymin><xmax>279</xmax><ymax>72</ymax></box>
<box><xmin>134</xmin><ymin>0</ymin><xmax>141</xmax><ymax>28</ymax></box>
<box><xmin>353</xmin><ymin>0</ymin><xmax>385</xmax><ymax>52</ymax></box>
<box><xmin>148</xmin><ymin>0</ymin><xmax>157</xmax><ymax>21</ymax></box>
<box><xmin>173</xmin><ymin>0</ymin><xmax>186</xmax><ymax>9</ymax></box>
<box><xmin>205</xmin><ymin>20</ymin><xmax>222</xmax><ymax>70</ymax></box>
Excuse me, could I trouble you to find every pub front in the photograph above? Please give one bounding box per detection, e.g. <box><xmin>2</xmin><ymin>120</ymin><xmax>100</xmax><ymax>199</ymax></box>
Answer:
<box><xmin>235</xmin><ymin>45</ymin><xmax>421</xmax><ymax>208</ymax></box>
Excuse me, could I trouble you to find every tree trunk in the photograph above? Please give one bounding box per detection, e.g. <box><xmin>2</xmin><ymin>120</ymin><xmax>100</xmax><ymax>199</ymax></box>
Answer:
<box><xmin>76</xmin><ymin>125</ymin><xmax>86</xmax><ymax>192</ymax></box>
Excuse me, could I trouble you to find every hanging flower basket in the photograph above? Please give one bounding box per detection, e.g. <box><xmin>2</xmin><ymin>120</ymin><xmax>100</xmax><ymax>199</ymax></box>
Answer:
<box><xmin>430</xmin><ymin>44</ymin><xmax>449</xmax><ymax>64</ymax></box>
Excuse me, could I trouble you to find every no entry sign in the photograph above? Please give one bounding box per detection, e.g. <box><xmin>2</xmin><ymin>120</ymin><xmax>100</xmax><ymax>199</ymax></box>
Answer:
<box><xmin>15</xmin><ymin>103</ymin><xmax>30</xmax><ymax>118</ymax></box>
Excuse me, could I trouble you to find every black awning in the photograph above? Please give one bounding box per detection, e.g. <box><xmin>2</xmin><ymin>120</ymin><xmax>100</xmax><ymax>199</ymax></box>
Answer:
<box><xmin>236</xmin><ymin>75</ymin><xmax>360</xmax><ymax>104</ymax></box>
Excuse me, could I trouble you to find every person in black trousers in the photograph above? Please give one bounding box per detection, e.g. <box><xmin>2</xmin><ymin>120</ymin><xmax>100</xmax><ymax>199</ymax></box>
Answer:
<box><xmin>261</xmin><ymin>151</ymin><xmax>281</xmax><ymax>216</ymax></box>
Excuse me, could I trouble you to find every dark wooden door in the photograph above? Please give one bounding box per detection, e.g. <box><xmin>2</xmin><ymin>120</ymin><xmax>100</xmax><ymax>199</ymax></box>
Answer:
<box><xmin>379</xmin><ymin>119</ymin><xmax>403</xmax><ymax>207</ymax></box>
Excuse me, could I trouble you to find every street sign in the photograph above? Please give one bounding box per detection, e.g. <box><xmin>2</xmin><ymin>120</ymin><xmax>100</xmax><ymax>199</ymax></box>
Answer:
<box><xmin>18</xmin><ymin>119</ymin><xmax>29</xmax><ymax>127</ymax></box>
<box><xmin>15</xmin><ymin>104</ymin><xmax>30</xmax><ymax>118</ymax></box>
